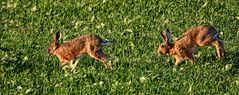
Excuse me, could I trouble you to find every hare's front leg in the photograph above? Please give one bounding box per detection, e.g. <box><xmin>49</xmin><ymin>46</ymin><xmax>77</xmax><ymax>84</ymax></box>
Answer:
<box><xmin>60</xmin><ymin>60</ymin><xmax>70</xmax><ymax>66</ymax></box>
<box><xmin>173</xmin><ymin>55</ymin><xmax>184</xmax><ymax>67</ymax></box>
<box><xmin>185</xmin><ymin>53</ymin><xmax>195</xmax><ymax>65</ymax></box>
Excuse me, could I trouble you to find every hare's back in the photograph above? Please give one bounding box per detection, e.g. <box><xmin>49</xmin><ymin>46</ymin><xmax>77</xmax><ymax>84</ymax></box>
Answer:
<box><xmin>183</xmin><ymin>25</ymin><xmax>218</xmax><ymax>46</ymax></box>
<box><xmin>181</xmin><ymin>25</ymin><xmax>218</xmax><ymax>42</ymax></box>
<box><xmin>75</xmin><ymin>34</ymin><xmax>104</xmax><ymax>45</ymax></box>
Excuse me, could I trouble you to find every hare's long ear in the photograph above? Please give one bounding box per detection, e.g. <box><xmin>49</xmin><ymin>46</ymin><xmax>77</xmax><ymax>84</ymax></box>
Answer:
<box><xmin>165</xmin><ymin>29</ymin><xmax>171</xmax><ymax>43</ymax></box>
<box><xmin>53</xmin><ymin>32</ymin><xmax>61</xmax><ymax>44</ymax></box>
<box><xmin>160</xmin><ymin>29</ymin><xmax>171</xmax><ymax>43</ymax></box>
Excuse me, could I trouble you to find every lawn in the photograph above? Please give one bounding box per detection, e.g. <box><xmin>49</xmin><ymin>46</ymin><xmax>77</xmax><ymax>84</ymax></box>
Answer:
<box><xmin>0</xmin><ymin>0</ymin><xmax>239</xmax><ymax>94</ymax></box>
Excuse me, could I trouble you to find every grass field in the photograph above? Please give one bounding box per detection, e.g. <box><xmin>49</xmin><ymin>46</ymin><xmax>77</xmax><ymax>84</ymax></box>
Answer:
<box><xmin>1</xmin><ymin>0</ymin><xmax>239</xmax><ymax>94</ymax></box>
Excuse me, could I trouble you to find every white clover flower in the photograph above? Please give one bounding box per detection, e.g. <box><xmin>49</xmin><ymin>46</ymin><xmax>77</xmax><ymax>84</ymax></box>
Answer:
<box><xmin>224</xmin><ymin>64</ymin><xmax>232</xmax><ymax>71</ymax></box>
<box><xmin>17</xmin><ymin>86</ymin><xmax>22</xmax><ymax>90</ymax></box>
<box><xmin>23</xmin><ymin>56</ymin><xmax>28</xmax><ymax>61</ymax></box>
<box><xmin>25</xmin><ymin>88</ymin><xmax>31</xmax><ymax>94</ymax></box>
<box><xmin>31</xmin><ymin>6</ymin><xmax>37</xmax><ymax>12</ymax></box>
<box><xmin>139</xmin><ymin>76</ymin><xmax>147</xmax><ymax>83</ymax></box>
<box><xmin>7</xmin><ymin>3</ymin><xmax>17</xmax><ymax>8</ymax></box>
<box><xmin>99</xmin><ymin>81</ymin><xmax>104</xmax><ymax>86</ymax></box>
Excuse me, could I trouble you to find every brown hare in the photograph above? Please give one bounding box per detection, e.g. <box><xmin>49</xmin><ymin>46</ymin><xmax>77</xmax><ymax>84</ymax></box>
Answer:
<box><xmin>157</xmin><ymin>25</ymin><xmax>225</xmax><ymax>67</ymax></box>
<box><xmin>48</xmin><ymin>32</ymin><xmax>112</xmax><ymax>68</ymax></box>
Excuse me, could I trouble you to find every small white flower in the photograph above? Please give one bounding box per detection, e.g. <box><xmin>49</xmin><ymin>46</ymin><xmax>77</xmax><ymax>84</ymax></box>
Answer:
<box><xmin>113</xmin><ymin>81</ymin><xmax>118</xmax><ymax>86</ymax></box>
<box><xmin>31</xmin><ymin>6</ymin><xmax>37</xmax><ymax>12</ymax></box>
<box><xmin>173</xmin><ymin>68</ymin><xmax>177</xmax><ymax>73</ymax></box>
<box><xmin>125</xmin><ymin>29</ymin><xmax>133</xmax><ymax>32</ymax></box>
<box><xmin>103</xmin><ymin>0</ymin><xmax>107</xmax><ymax>3</ymax></box>
<box><xmin>224</xmin><ymin>64</ymin><xmax>232</xmax><ymax>71</ymax></box>
<box><xmin>179</xmin><ymin>67</ymin><xmax>184</xmax><ymax>71</ymax></box>
<box><xmin>202</xmin><ymin>1</ymin><xmax>208</xmax><ymax>8</ymax></box>
<box><xmin>236</xmin><ymin>16</ymin><xmax>239</xmax><ymax>21</ymax></box>
<box><xmin>55</xmin><ymin>82</ymin><xmax>62</xmax><ymax>87</ymax></box>
<box><xmin>99</xmin><ymin>81</ymin><xmax>104</xmax><ymax>86</ymax></box>
<box><xmin>127</xmin><ymin>81</ymin><xmax>131</xmax><ymax>85</ymax></box>
<box><xmin>139</xmin><ymin>76</ymin><xmax>147</xmax><ymax>83</ymax></box>
<box><xmin>236</xmin><ymin>80</ymin><xmax>239</xmax><ymax>85</ymax></box>
<box><xmin>64</xmin><ymin>73</ymin><xmax>69</xmax><ymax>77</ymax></box>
<box><xmin>23</xmin><ymin>56</ymin><xmax>28</xmax><ymax>61</ymax></box>
<box><xmin>96</xmin><ymin>23</ymin><xmax>105</xmax><ymax>28</ymax></box>
<box><xmin>25</xmin><ymin>88</ymin><xmax>31</xmax><ymax>94</ymax></box>
<box><xmin>7</xmin><ymin>3</ymin><xmax>17</xmax><ymax>8</ymax></box>
<box><xmin>90</xmin><ymin>16</ymin><xmax>95</xmax><ymax>22</ymax></box>
<box><xmin>17</xmin><ymin>86</ymin><xmax>22</xmax><ymax>90</ymax></box>
<box><xmin>188</xmin><ymin>83</ymin><xmax>193</xmax><ymax>93</ymax></box>
<box><xmin>220</xmin><ymin>31</ymin><xmax>223</xmax><ymax>35</ymax></box>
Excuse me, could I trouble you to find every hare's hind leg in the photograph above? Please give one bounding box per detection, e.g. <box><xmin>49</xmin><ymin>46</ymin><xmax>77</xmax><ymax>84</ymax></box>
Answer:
<box><xmin>197</xmin><ymin>33</ymin><xmax>225</xmax><ymax>59</ymax></box>
<box><xmin>211</xmin><ymin>39</ymin><xmax>225</xmax><ymax>59</ymax></box>
<box><xmin>87</xmin><ymin>49</ymin><xmax>111</xmax><ymax>68</ymax></box>
<box><xmin>197</xmin><ymin>36</ymin><xmax>216</xmax><ymax>46</ymax></box>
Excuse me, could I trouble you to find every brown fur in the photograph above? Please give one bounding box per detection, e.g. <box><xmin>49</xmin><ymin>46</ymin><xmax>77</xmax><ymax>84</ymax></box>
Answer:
<box><xmin>157</xmin><ymin>25</ymin><xmax>225</xmax><ymax>67</ymax></box>
<box><xmin>48</xmin><ymin>32</ymin><xmax>111</xmax><ymax>68</ymax></box>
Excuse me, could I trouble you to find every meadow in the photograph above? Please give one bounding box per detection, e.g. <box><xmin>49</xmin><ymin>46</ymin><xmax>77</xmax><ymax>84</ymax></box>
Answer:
<box><xmin>0</xmin><ymin>0</ymin><xmax>239</xmax><ymax>94</ymax></box>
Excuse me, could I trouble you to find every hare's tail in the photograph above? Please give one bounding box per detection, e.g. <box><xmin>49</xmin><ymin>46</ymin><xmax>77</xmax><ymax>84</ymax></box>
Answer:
<box><xmin>213</xmin><ymin>33</ymin><xmax>224</xmax><ymax>45</ymax></box>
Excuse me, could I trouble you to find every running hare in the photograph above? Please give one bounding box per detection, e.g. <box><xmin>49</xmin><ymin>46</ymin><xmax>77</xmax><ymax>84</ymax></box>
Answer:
<box><xmin>48</xmin><ymin>32</ymin><xmax>112</xmax><ymax>68</ymax></box>
<box><xmin>157</xmin><ymin>25</ymin><xmax>225</xmax><ymax>67</ymax></box>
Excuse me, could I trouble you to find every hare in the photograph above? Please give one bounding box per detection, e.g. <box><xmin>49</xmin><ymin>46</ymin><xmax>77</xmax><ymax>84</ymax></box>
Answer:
<box><xmin>48</xmin><ymin>32</ymin><xmax>112</xmax><ymax>68</ymax></box>
<box><xmin>157</xmin><ymin>25</ymin><xmax>225</xmax><ymax>67</ymax></box>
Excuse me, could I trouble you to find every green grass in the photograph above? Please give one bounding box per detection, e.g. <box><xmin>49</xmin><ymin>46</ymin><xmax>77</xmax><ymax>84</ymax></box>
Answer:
<box><xmin>1</xmin><ymin>0</ymin><xmax>239</xmax><ymax>94</ymax></box>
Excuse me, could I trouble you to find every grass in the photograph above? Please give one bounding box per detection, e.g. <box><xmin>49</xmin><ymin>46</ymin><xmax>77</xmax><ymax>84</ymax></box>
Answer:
<box><xmin>1</xmin><ymin>0</ymin><xmax>239</xmax><ymax>94</ymax></box>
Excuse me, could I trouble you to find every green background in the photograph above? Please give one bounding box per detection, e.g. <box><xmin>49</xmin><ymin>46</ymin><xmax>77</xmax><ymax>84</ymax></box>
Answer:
<box><xmin>1</xmin><ymin>0</ymin><xmax>238</xmax><ymax>94</ymax></box>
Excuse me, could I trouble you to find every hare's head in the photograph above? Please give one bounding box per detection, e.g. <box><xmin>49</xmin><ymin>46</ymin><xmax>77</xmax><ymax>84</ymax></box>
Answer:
<box><xmin>48</xmin><ymin>32</ymin><xmax>61</xmax><ymax>54</ymax></box>
<box><xmin>157</xmin><ymin>29</ymin><xmax>172</xmax><ymax>56</ymax></box>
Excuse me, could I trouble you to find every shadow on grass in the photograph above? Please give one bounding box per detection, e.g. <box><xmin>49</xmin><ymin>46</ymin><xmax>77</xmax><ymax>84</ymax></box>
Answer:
<box><xmin>1</xmin><ymin>52</ymin><xmax>35</xmax><ymax>73</ymax></box>
<box><xmin>199</xmin><ymin>51</ymin><xmax>239</xmax><ymax>75</ymax></box>
<box><xmin>224</xmin><ymin>51</ymin><xmax>239</xmax><ymax>65</ymax></box>
<box><xmin>0</xmin><ymin>47</ymin><xmax>10</xmax><ymax>52</ymax></box>
<box><xmin>0</xmin><ymin>47</ymin><xmax>34</xmax><ymax>73</ymax></box>
<box><xmin>223</xmin><ymin>51</ymin><xmax>239</xmax><ymax>76</ymax></box>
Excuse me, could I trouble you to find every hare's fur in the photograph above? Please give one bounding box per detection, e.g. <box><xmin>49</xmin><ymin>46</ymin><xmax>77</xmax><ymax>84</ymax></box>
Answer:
<box><xmin>48</xmin><ymin>32</ymin><xmax>111</xmax><ymax>68</ymax></box>
<box><xmin>157</xmin><ymin>25</ymin><xmax>225</xmax><ymax>67</ymax></box>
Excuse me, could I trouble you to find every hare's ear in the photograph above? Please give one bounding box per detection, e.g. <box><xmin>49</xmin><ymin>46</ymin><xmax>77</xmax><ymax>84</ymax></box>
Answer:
<box><xmin>53</xmin><ymin>32</ymin><xmax>61</xmax><ymax>44</ymax></box>
<box><xmin>165</xmin><ymin>29</ymin><xmax>171</xmax><ymax>42</ymax></box>
<box><xmin>160</xmin><ymin>29</ymin><xmax>171</xmax><ymax>43</ymax></box>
